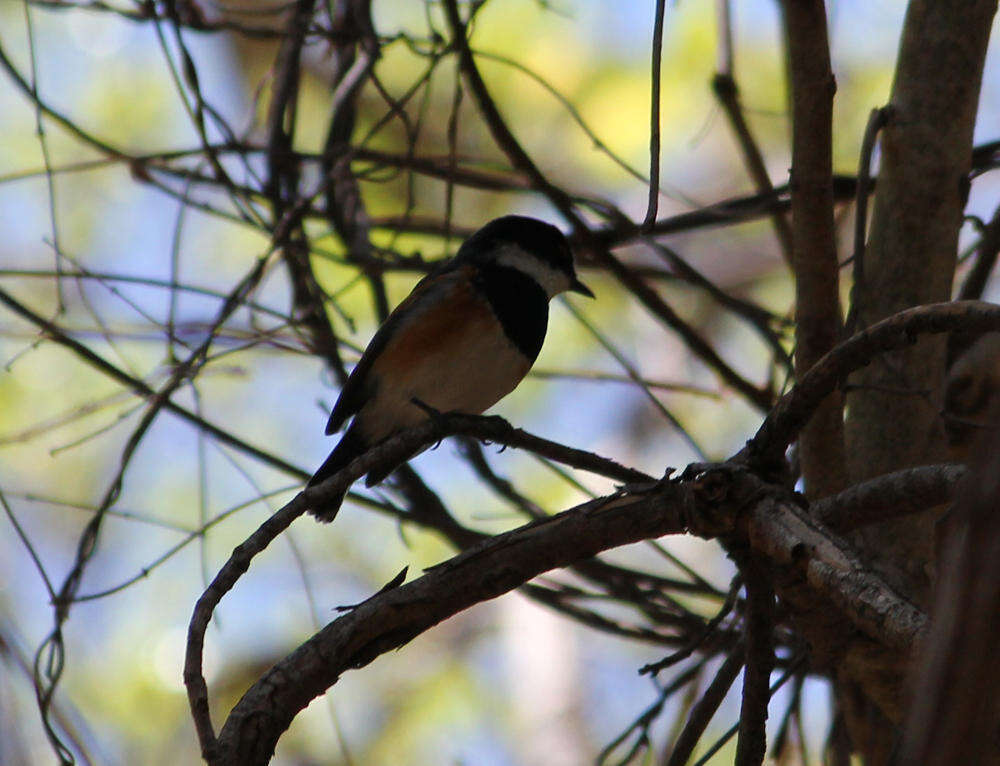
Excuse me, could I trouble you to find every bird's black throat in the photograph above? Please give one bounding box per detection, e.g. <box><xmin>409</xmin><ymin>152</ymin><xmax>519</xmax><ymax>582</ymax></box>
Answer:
<box><xmin>473</xmin><ymin>264</ymin><xmax>549</xmax><ymax>361</ymax></box>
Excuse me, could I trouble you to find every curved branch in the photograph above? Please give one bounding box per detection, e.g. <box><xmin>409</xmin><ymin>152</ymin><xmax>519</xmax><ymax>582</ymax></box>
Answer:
<box><xmin>747</xmin><ymin>300</ymin><xmax>1000</xmax><ymax>466</ymax></box>
<box><xmin>184</xmin><ymin>411</ymin><xmax>650</xmax><ymax>758</ymax></box>
<box><xmin>196</xmin><ymin>460</ymin><xmax>929</xmax><ymax>765</ymax></box>
<box><xmin>208</xmin><ymin>481</ymin><xmax>702</xmax><ymax>765</ymax></box>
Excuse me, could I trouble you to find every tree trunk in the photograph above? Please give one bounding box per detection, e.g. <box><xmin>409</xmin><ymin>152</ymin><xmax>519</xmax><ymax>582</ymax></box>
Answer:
<box><xmin>842</xmin><ymin>0</ymin><xmax>997</xmax><ymax>760</ymax></box>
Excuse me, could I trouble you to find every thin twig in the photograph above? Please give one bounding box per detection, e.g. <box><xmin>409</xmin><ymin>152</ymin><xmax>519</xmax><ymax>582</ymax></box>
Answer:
<box><xmin>663</xmin><ymin>646</ymin><xmax>745</xmax><ymax>766</ymax></box>
<box><xmin>642</xmin><ymin>0</ymin><xmax>667</xmax><ymax>228</ymax></box>
<box><xmin>845</xmin><ymin>105</ymin><xmax>891</xmax><ymax>334</ymax></box>
<box><xmin>689</xmin><ymin>658</ymin><xmax>804</xmax><ymax>766</ymax></box>
<box><xmin>711</xmin><ymin>73</ymin><xmax>794</xmax><ymax>264</ymax></box>
<box><xmin>0</xmin><ymin>285</ymin><xmax>308</xmax><ymax>477</ymax></box>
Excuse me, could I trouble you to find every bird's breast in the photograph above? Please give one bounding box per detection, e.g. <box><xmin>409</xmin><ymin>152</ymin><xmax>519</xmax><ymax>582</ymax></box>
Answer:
<box><xmin>357</xmin><ymin>281</ymin><xmax>536</xmax><ymax>442</ymax></box>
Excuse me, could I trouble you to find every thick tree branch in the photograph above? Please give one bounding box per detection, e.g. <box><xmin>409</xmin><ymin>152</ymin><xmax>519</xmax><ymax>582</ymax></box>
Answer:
<box><xmin>184</xmin><ymin>300</ymin><xmax>1000</xmax><ymax>763</ymax></box>
<box><xmin>813</xmin><ymin>463</ymin><xmax>966</xmax><ymax>532</ymax></box>
<box><xmin>745</xmin><ymin>494</ymin><xmax>925</xmax><ymax>654</ymax></box>
<box><xmin>194</xmin><ymin>457</ymin><xmax>928</xmax><ymax>764</ymax></box>
<box><xmin>207</xmin><ymin>482</ymin><xmax>704</xmax><ymax>765</ymax></box>
<box><xmin>184</xmin><ymin>412</ymin><xmax>654</xmax><ymax>757</ymax></box>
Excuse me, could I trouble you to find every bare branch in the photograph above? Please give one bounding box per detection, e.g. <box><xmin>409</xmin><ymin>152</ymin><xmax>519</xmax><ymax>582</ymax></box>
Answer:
<box><xmin>748</xmin><ymin>301</ymin><xmax>1000</xmax><ymax>468</ymax></box>
<box><xmin>642</xmin><ymin>0</ymin><xmax>667</xmax><ymax>228</ymax></box>
<box><xmin>845</xmin><ymin>106</ymin><xmax>891</xmax><ymax>334</ymax></box>
<box><xmin>664</xmin><ymin>647</ymin><xmax>744</xmax><ymax>766</ymax></box>
<box><xmin>206</xmin><ymin>481</ymin><xmax>704</xmax><ymax>765</ymax></box>
<box><xmin>779</xmin><ymin>0</ymin><xmax>846</xmax><ymax>499</ymax></box>
<box><xmin>746</xmin><ymin>493</ymin><xmax>926</xmax><ymax>654</ymax></box>
<box><xmin>814</xmin><ymin>464</ymin><xmax>967</xmax><ymax>532</ymax></box>
<box><xmin>193</xmin><ymin>456</ymin><xmax>929</xmax><ymax>763</ymax></box>
<box><xmin>843</xmin><ymin>0</ymin><xmax>997</xmax><ymax>619</ymax></box>
<box><xmin>733</xmin><ymin>551</ymin><xmax>774</xmax><ymax>766</ymax></box>
<box><xmin>441</xmin><ymin>0</ymin><xmax>582</xmax><ymax>227</ymax></box>
<box><xmin>0</xmin><ymin>281</ymin><xmax>307</xmax><ymax>478</ymax></box>
<box><xmin>710</xmin><ymin>73</ymin><xmax>793</xmax><ymax>264</ymax></box>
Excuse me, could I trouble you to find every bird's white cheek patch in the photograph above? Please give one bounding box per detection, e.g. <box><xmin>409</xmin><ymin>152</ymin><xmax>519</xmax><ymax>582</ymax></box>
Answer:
<box><xmin>495</xmin><ymin>247</ymin><xmax>570</xmax><ymax>297</ymax></box>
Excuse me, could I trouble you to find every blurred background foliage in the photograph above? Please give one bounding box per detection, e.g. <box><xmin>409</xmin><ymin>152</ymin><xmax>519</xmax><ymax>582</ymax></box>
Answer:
<box><xmin>1</xmin><ymin>1</ymin><xmax>998</xmax><ymax>764</ymax></box>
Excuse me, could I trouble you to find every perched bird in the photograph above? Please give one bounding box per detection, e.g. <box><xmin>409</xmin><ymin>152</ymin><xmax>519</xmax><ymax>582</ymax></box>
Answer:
<box><xmin>308</xmin><ymin>215</ymin><xmax>594</xmax><ymax>520</ymax></box>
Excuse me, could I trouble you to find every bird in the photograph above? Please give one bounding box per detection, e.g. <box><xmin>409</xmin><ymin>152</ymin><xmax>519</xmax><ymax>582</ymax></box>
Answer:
<box><xmin>307</xmin><ymin>215</ymin><xmax>594</xmax><ymax>521</ymax></box>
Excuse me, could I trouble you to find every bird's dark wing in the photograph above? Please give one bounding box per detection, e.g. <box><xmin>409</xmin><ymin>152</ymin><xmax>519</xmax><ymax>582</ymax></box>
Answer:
<box><xmin>324</xmin><ymin>263</ymin><xmax>466</xmax><ymax>435</ymax></box>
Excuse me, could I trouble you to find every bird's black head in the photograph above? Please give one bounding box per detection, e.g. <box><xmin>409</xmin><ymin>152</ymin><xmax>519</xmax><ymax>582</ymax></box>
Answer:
<box><xmin>456</xmin><ymin>215</ymin><xmax>594</xmax><ymax>298</ymax></box>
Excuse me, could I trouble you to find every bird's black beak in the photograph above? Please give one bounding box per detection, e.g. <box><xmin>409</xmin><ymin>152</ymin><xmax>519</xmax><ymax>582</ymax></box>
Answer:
<box><xmin>569</xmin><ymin>276</ymin><xmax>595</xmax><ymax>298</ymax></box>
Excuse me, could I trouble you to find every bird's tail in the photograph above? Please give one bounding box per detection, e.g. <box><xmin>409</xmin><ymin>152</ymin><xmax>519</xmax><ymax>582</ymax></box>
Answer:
<box><xmin>307</xmin><ymin>427</ymin><xmax>367</xmax><ymax>522</ymax></box>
